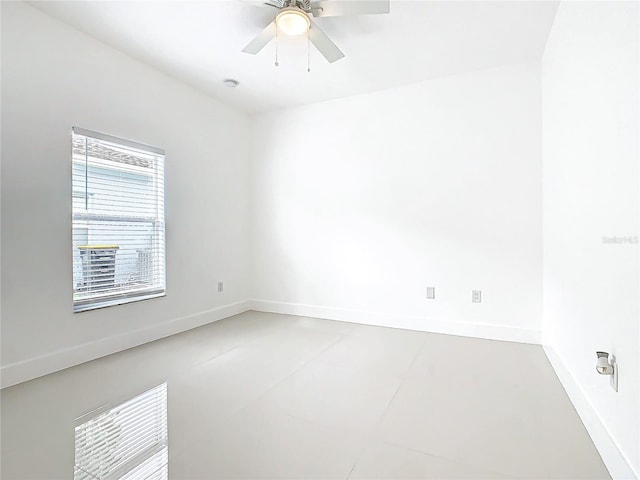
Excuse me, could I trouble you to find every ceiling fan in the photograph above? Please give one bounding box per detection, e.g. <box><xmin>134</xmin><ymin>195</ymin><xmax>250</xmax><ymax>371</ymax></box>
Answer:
<box><xmin>241</xmin><ymin>0</ymin><xmax>390</xmax><ymax>63</ymax></box>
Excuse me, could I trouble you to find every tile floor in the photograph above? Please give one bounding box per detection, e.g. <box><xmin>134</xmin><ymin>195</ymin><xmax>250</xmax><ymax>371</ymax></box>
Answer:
<box><xmin>1</xmin><ymin>311</ymin><xmax>610</xmax><ymax>479</ymax></box>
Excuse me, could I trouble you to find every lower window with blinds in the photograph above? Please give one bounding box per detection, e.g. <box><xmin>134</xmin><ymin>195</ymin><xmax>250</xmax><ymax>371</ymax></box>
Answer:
<box><xmin>72</xmin><ymin>127</ymin><xmax>165</xmax><ymax>313</ymax></box>
<box><xmin>74</xmin><ymin>383</ymin><xmax>168</xmax><ymax>480</ymax></box>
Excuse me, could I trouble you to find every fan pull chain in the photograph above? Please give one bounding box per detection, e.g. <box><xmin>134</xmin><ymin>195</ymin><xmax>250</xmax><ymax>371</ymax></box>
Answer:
<box><xmin>275</xmin><ymin>23</ymin><xmax>279</xmax><ymax>67</ymax></box>
<box><xmin>307</xmin><ymin>29</ymin><xmax>311</xmax><ymax>72</ymax></box>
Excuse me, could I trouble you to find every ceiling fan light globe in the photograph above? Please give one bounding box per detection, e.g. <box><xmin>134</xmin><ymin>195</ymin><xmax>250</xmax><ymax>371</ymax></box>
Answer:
<box><xmin>276</xmin><ymin>9</ymin><xmax>310</xmax><ymax>36</ymax></box>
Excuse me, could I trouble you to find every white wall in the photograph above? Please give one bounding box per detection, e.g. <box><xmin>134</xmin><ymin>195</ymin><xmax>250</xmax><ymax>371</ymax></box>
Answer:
<box><xmin>1</xmin><ymin>2</ymin><xmax>251</xmax><ymax>387</ymax></box>
<box><xmin>250</xmin><ymin>62</ymin><xmax>542</xmax><ymax>343</ymax></box>
<box><xmin>542</xmin><ymin>1</ymin><xmax>639</xmax><ymax>477</ymax></box>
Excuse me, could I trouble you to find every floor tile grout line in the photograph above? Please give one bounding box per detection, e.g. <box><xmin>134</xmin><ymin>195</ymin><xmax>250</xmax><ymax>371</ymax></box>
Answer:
<box><xmin>380</xmin><ymin>438</ymin><xmax>526</xmax><ymax>479</ymax></box>
<box><xmin>169</xmin><ymin>317</ymin><xmax>290</xmax><ymax>372</ymax></box>
<box><xmin>222</xmin><ymin>319</ymin><xmax>431</xmax><ymax>475</ymax></box>
<box><xmin>368</xmin><ymin>338</ymin><xmax>422</xmax><ymax>436</ymax></box>
<box><xmin>343</xmin><ymin>358</ymin><xmax>408</xmax><ymax>480</ymax></box>
<box><xmin>167</xmin><ymin>322</ymin><xmax>351</xmax><ymax>458</ymax></box>
<box><xmin>343</xmin><ymin>429</ymin><xmax>384</xmax><ymax>480</ymax></box>
<box><xmin>221</xmin><ymin>326</ymin><xmax>377</xmax><ymax>480</ymax></box>
<box><xmin>216</xmin><ymin>330</ymin><xmax>350</xmax><ymax>425</ymax></box>
<box><xmin>183</xmin><ymin>315</ymin><xmax>333</xmax><ymax>370</ymax></box>
<box><xmin>170</xmin><ymin>327</ymin><xmax>352</xmax><ymax>458</ymax></box>
<box><xmin>243</xmin><ymin>318</ymin><xmax>421</xmax><ymax>431</ymax></box>
<box><xmin>405</xmin><ymin>336</ymin><xmax>429</xmax><ymax>375</ymax></box>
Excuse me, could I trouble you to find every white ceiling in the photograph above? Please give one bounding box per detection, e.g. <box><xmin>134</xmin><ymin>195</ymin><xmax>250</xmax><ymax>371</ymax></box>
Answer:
<box><xmin>31</xmin><ymin>0</ymin><xmax>559</xmax><ymax>114</ymax></box>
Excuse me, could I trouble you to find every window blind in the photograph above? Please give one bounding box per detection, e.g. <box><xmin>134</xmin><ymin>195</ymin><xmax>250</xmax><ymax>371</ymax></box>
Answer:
<box><xmin>72</xmin><ymin>127</ymin><xmax>165</xmax><ymax>312</ymax></box>
<box><xmin>74</xmin><ymin>383</ymin><xmax>168</xmax><ymax>480</ymax></box>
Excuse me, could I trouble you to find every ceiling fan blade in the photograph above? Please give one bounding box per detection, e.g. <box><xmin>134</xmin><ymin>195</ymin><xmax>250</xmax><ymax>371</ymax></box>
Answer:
<box><xmin>310</xmin><ymin>0</ymin><xmax>389</xmax><ymax>17</ymax></box>
<box><xmin>242</xmin><ymin>20</ymin><xmax>277</xmax><ymax>55</ymax></box>
<box><xmin>308</xmin><ymin>20</ymin><xmax>345</xmax><ymax>63</ymax></box>
<box><xmin>237</xmin><ymin>0</ymin><xmax>280</xmax><ymax>8</ymax></box>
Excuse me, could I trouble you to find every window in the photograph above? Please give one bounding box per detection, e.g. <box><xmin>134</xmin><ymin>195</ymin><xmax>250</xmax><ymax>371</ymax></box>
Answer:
<box><xmin>74</xmin><ymin>383</ymin><xmax>168</xmax><ymax>480</ymax></box>
<box><xmin>72</xmin><ymin>128</ymin><xmax>165</xmax><ymax>312</ymax></box>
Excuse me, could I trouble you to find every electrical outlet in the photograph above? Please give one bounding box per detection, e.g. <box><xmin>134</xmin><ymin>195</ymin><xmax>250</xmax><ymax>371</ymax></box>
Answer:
<box><xmin>217</xmin><ymin>281</ymin><xmax>224</xmax><ymax>293</ymax></box>
<box><xmin>472</xmin><ymin>290</ymin><xmax>481</xmax><ymax>303</ymax></box>
<box><xmin>426</xmin><ymin>287</ymin><xmax>435</xmax><ymax>299</ymax></box>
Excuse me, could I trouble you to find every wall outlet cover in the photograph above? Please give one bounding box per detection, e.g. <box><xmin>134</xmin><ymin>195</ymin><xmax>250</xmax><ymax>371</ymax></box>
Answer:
<box><xmin>217</xmin><ymin>281</ymin><xmax>224</xmax><ymax>293</ymax></box>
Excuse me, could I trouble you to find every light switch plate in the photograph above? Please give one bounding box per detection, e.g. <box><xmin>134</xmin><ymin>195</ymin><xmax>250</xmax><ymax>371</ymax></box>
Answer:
<box><xmin>472</xmin><ymin>290</ymin><xmax>481</xmax><ymax>303</ymax></box>
<box><xmin>426</xmin><ymin>287</ymin><xmax>435</xmax><ymax>299</ymax></box>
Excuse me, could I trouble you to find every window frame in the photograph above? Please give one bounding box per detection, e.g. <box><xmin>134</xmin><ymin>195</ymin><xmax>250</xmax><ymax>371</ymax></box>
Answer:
<box><xmin>71</xmin><ymin>127</ymin><xmax>166</xmax><ymax>313</ymax></box>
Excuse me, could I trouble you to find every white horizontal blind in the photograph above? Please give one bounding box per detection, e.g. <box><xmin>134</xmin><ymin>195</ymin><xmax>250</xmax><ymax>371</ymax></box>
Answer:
<box><xmin>72</xmin><ymin>128</ymin><xmax>165</xmax><ymax>312</ymax></box>
<box><xmin>75</xmin><ymin>383</ymin><xmax>168</xmax><ymax>480</ymax></box>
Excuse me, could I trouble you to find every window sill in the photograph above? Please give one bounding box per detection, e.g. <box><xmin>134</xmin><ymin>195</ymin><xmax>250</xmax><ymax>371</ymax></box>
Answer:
<box><xmin>73</xmin><ymin>289</ymin><xmax>166</xmax><ymax>313</ymax></box>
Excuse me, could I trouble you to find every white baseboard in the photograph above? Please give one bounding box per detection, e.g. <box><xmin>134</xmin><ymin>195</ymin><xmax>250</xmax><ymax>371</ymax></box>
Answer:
<box><xmin>1</xmin><ymin>300</ymin><xmax>251</xmax><ymax>389</ymax></box>
<box><xmin>543</xmin><ymin>345</ymin><xmax>637</xmax><ymax>480</ymax></box>
<box><xmin>249</xmin><ymin>299</ymin><xmax>541</xmax><ymax>345</ymax></box>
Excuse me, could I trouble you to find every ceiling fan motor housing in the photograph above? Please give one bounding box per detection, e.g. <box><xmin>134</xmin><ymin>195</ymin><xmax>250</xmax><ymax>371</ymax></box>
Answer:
<box><xmin>281</xmin><ymin>0</ymin><xmax>311</xmax><ymax>11</ymax></box>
